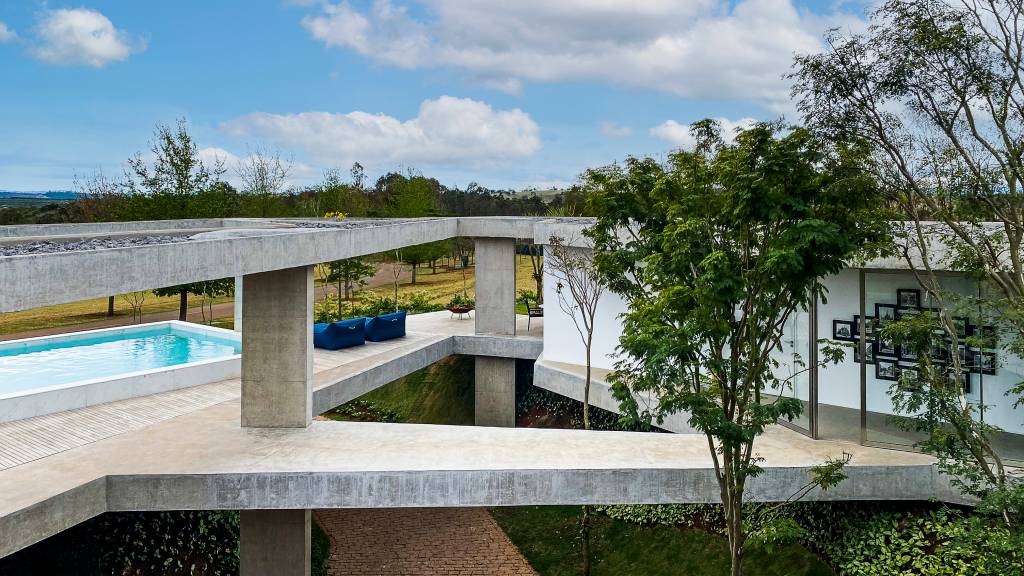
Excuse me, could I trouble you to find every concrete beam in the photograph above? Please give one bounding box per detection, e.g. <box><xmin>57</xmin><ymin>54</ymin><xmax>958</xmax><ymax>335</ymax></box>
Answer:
<box><xmin>474</xmin><ymin>238</ymin><xmax>516</xmax><ymax>336</ymax></box>
<box><xmin>241</xmin><ymin>266</ymin><xmax>313</xmax><ymax>428</ymax></box>
<box><xmin>233</xmin><ymin>276</ymin><xmax>243</xmax><ymax>332</ymax></box>
<box><xmin>475</xmin><ymin>357</ymin><xmax>516</xmax><ymax>427</ymax></box>
<box><xmin>240</xmin><ymin>509</ymin><xmax>310</xmax><ymax>576</ymax></box>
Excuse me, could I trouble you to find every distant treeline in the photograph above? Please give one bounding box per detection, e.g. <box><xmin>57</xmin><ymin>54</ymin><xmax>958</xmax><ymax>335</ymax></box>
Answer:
<box><xmin>0</xmin><ymin>119</ymin><xmax>587</xmax><ymax>226</ymax></box>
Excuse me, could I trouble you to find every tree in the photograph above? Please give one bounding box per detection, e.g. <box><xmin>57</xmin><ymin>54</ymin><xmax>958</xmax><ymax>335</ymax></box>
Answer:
<box><xmin>545</xmin><ymin>234</ymin><xmax>604</xmax><ymax>575</ymax></box>
<box><xmin>237</xmin><ymin>147</ymin><xmax>292</xmax><ymax>217</ymax></box>
<box><xmin>152</xmin><ymin>285</ymin><xmax>191</xmax><ymax>321</ymax></box>
<box><xmin>401</xmin><ymin>242</ymin><xmax>447</xmax><ymax>284</ymax></box>
<box><xmin>192</xmin><ymin>279</ymin><xmax>234</xmax><ymax>324</ymax></box>
<box><xmin>323</xmin><ymin>258</ymin><xmax>376</xmax><ymax>317</ymax></box>
<box><xmin>791</xmin><ymin>0</ymin><xmax>1024</xmax><ymax>521</ymax></box>
<box><xmin>585</xmin><ymin>120</ymin><xmax>883</xmax><ymax>576</ymax></box>
<box><xmin>126</xmin><ymin>119</ymin><xmax>225</xmax><ymax>220</ymax></box>
<box><xmin>120</xmin><ymin>292</ymin><xmax>148</xmax><ymax>324</ymax></box>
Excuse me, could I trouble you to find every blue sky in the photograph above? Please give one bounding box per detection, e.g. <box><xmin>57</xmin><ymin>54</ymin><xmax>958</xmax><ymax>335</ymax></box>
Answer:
<box><xmin>0</xmin><ymin>0</ymin><xmax>868</xmax><ymax>191</ymax></box>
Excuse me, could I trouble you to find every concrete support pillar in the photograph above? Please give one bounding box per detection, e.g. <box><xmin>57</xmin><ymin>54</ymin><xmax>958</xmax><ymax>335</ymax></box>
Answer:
<box><xmin>233</xmin><ymin>276</ymin><xmax>243</xmax><ymax>332</ymax></box>
<box><xmin>240</xmin><ymin>509</ymin><xmax>311</xmax><ymax>576</ymax></box>
<box><xmin>473</xmin><ymin>237</ymin><xmax>517</xmax><ymax>427</ymax></box>
<box><xmin>241</xmin><ymin>266</ymin><xmax>313</xmax><ymax>428</ymax></box>
<box><xmin>474</xmin><ymin>237</ymin><xmax>516</xmax><ymax>336</ymax></box>
<box><xmin>475</xmin><ymin>356</ymin><xmax>516</xmax><ymax>427</ymax></box>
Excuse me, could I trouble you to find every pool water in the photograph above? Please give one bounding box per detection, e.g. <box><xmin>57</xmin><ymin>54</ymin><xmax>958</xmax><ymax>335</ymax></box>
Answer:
<box><xmin>0</xmin><ymin>328</ymin><xmax>241</xmax><ymax>395</ymax></box>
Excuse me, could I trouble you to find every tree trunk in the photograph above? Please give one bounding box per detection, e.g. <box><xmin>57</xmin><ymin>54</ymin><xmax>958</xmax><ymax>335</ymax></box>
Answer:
<box><xmin>179</xmin><ymin>291</ymin><xmax>188</xmax><ymax>321</ymax></box>
<box><xmin>580</xmin><ymin>505</ymin><xmax>592</xmax><ymax>576</ymax></box>
<box><xmin>725</xmin><ymin>484</ymin><xmax>744</xmax><ymax>576</ymax></box>
<box><xmin>338</xmin><ymin>280</ymin><xmax>344</xmax><ymax>320</ymax></box>
<box><xmin>107</xmin><ymin>296</ymin><xmax>115</xmax><ymax>317</ymax></box>
<box><xmin>411</xmin><ymin>265</ymin><xmax>417</xmax><ymax>284</ymax></box>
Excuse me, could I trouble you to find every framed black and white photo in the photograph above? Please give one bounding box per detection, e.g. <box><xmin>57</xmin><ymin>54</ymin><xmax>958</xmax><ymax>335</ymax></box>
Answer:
<box><xmin>832</xmin><ymin>320</ymin><xmax>855</xmax><ymax>341</ymax></box>
<box><xmin>953</xmin><ymin>316</ymin><xmax>969</xmax><ymax>338</ymax></box>
<box><xmin>896</xmin><ymin>306</ymin><xmax>921</xmax><ymax>320</ymax></box>
<box><xmin>898</xmin><ymin>365</ymin><xmax>920</xmax><ymax>390</ymax></box>
<box><xmin>853</xmin><ymin>315</ymin><xmax>875</xmax><ymax>337</ymax></box>
<box><xmin>899</xmin><ymin>345</ymin><xmax>918</xmax><ymax>362</ymax></box>
<box><xmin>875</xmin><ymin>303</ymin><xmax>898</xmax><ymax>325</ymax></box>
<box><xmin>855</xmin><ymin>342</ymin><xmax>875</xmax><ymax>364</ymax></box>
<box><xmin>897</xmin><ymin>288</ymin><xmax>921</xmax><ymax>308</ymax></box>
<box><xmin>876</xmin><ymin>336</ymin><xmax>898</xmax><ymax>359</ymax></box>
<box><xmin>948</xmin><ymin>370</ymin><xmax>972</xmax><ymax>394</ymax></box>
<box><xmin>875</xmin><ymin>359</ymin><xmax>899</xmax><ymax>381</ymax></box>
<box><xmin>975</xmin><ymin>351</ymin><xmax>996</xmax><ymax>375</ymax></box>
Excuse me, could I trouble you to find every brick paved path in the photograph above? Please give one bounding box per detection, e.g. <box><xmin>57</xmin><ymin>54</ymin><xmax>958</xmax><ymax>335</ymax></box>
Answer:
<box><xmin>314</xmin><ymin>508</ymin><xmax>536</xmax><ymax>576</ymax></box>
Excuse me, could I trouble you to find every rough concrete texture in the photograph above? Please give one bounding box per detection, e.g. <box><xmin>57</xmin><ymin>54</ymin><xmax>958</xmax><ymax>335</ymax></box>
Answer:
<box><xmin>0</xmin><ymin>395</ymin><xmax>955</xmax><ymax>558</ymax></box>
<box><xmin>475</xmin><ymin>356</ymin><xmax>517</xmax><ymax>427</ymax></box>
<box><xmin>0</xmin><ymin>217</ymin><xmax>552</xmax><ymax>313</ymax></box>
<box><xmin>241</xmin><ymin>266</ymin><xmax>313</xmax><ymax>428</ymax></box>
<box><xmin>314</xmin><ymin>508</ymin><xmax>535</xmax><ymax>576</ymax></box>
<box><xmin>533</xmin><ymin>356</ymin><xmax>698</xmax><ymax>433</ymax></box>
<box><xmin>474</xmin><ymin>237</ymin><xmax>517</xmax><ymax>336</ymax></box>
<box><xmin>240</xmin><ymin>509</ymin><xmax>311</xmax><ymax>576</ymax></box>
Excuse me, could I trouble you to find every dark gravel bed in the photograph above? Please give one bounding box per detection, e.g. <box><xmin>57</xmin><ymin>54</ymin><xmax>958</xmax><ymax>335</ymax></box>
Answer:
<box><xmin>0</xmin><ymin>235</ymin><xmax>192</xmax><ymax>257</ymax></box>
<box><xmin>275</xmin><ymin>218</ymin><xmax>440</xmax><ymax>229</ymax></box>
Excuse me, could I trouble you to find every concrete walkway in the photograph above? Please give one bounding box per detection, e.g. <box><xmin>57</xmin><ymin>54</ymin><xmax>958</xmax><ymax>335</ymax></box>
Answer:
<box><xmin>315</xmin><ymin>508</ymin><xmax>535</xmax><ymax>576</ymax></box>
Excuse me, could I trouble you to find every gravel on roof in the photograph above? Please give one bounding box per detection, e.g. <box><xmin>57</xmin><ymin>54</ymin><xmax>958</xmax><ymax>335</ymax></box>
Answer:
<box><xmin>0</xmin><ymin>235</ymin><xmax>192</xmax><ymax>257</ymax></box>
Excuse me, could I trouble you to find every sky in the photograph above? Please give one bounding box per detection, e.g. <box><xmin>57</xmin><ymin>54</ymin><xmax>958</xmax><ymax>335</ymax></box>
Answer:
<box><xmin>0</xmin><ymin>0</ymin><xmax>870</xmax><ymax>192</ymax></box>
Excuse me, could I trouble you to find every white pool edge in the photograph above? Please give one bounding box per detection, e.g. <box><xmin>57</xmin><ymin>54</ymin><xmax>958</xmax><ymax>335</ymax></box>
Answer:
<box><xmin>0</xmin><ymin>321</ymin><xmax>241</xmax><ymax>423</ymax></box>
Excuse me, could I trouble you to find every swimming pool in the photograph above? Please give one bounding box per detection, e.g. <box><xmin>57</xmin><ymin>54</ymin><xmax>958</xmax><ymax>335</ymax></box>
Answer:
<box><xmin>0</xmin><ymin>321</ymin><xmax>241</xmax><ymax>422</ymax></box>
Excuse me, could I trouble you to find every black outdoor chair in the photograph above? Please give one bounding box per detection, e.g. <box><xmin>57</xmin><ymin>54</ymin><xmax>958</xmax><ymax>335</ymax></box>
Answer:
<box><xmin>526</xmin><ymin>299</ymin><xmax>544</xmax><ymax>330</ymax></box>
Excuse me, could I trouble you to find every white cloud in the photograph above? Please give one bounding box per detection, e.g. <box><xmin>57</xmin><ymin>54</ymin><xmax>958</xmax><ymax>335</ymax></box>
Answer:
<box><xmin>0</xmin><ymin>22</ymin><xmax>16</xmax><ymax>43</ymax></box>
<box><xmin>599</xmin><ymin>121</ymin><xmax>632</xmax><ymax>138</ymax></box>
<box><xmin>650</xmin><ymin>117</ymin><xmax>758</xmax><ymax>148</ymax></box>
<box><xmin>220</xmin><ymin>96</ymin><xmax>541</xmax><ymax>168</ymax></box>
<box><xmin>300</xmin><ymin>0</ymin><xmax>863</xmax><ymax>111</ymax></box>
<box><xmin>31</xmin><ymin>8</ymin><xmax>144</xmax><ymax>67</ymax></box>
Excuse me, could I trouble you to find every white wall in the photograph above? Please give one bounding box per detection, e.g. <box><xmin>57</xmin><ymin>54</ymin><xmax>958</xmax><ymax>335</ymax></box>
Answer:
<box><xmin>540</xmin><ymin>249</ymin><xmax>1024</xmax><ymax>435</ymax></box>
<box><xmin>541</xmin><ymin>252</ymin><xmax>628</xmax><ymax>371</ymax></box>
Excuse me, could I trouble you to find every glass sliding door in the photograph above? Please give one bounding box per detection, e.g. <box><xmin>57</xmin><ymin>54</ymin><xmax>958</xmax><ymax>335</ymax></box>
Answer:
<box><xmin>769</xmin><ymin>302</ymin><xmax>816</xmax><ymax>436</ymax></box>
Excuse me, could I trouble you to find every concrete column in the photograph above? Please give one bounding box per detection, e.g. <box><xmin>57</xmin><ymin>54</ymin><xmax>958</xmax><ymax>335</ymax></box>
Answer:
<box><xmin>473</xmin><ymin>238</ymin><xmax>517</xmax><ymax>427</ymax></box>
<box><xmin>233</xmin><ymin>276</ymin><xmax>243</xmax><ymax>332</ymax></box>
<box><xmin>475</xmin><ymin>356</ymin><xmax>516</xmax><ymax>427</ymax></box>
<box><xmin>474</xmin><ymin>237</ymin><xmax>516</xmax><ymax>336</ymax></box>
<box><xmin>241</xmin><ymin>266</ymin><xmax>313</xmax><ymax>428</ymax></box>
<box><xmin>240</xmin><ymin>509</ymin><xmax>311</xmax><ymax>576</ymax></box>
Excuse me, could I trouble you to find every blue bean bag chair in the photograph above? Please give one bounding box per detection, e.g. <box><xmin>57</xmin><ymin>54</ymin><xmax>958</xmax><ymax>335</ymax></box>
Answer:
<box><xmin>365</xmin><ymin>311</ymin><xmax>406</xmax><ymax>342</ymax></box>
<box><xmin>313</xmin><ymin>317</ymin><xmax>366</xmax><ymax>350</ymax></box>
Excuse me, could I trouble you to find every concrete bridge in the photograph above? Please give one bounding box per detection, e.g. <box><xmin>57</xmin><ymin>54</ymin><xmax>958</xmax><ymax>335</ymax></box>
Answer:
<box><xmin>0</xmin><ymin>217</ymin><xmax>951</xmax><ymax>574</ymax></box>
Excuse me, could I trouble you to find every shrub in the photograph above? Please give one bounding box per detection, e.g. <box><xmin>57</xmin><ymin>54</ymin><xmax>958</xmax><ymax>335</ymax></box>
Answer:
<box><xmin>314</xmin><ymin>291</ymin><xmax>444</xmax><ymax>323</ymax></box>
<box><xmin>446</xmin><ymin>293</ymin><xmax>475</xmax><ymax>308</ymax></box>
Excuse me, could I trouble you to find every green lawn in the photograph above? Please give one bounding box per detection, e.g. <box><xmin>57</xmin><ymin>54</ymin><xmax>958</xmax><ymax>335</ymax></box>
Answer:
<box><xmin>491</xmin><ymin>506</ymin><xmax>834</xmax><ymax>576</ymax></box>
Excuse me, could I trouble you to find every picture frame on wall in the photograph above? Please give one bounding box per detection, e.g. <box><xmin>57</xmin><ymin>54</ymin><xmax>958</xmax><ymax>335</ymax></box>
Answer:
<box><xmin>953</xmin><ymin>317</ymin><xmax>969</xmax><ymax>338</ymax></box>
<box><xmin>832</xmin><ymin>320</ymin><xmax>856</xmax><ymax>341</ymax></box>
<box><xmin>853</xmin><ymin>315</ymin><xmax>875</xmax><ymax>337</ymax></box>
<box><xmin>875</xmin><ymin>359</ymin><xmax>899</xmax><ymax>381</ymax></box>
<box><xmin>897</xmin><ymin>288</ymin><xmax>921</xmax><ymax>308</ymax></box>
<box><xmin>898</xmin><ymin>365</ymin><xmax>921</xmax><ymax>390</ymax></box>
<box><xmin>975</xmin><ymin>351</ymin><xmax>996</xmax><ymax>375</ymax></box>
<box><xmin>876</xmin><ymin>336</ymin><xmax>898</xmax><ymax>358</ymax></box>
<box><xmin>896</xmin><ymin>306</ymin><xmax>921</xmax><ymax>320</ymax></box>
<box><xmin>899</xmin><ymin>345</ymin><xmax>918</xmax><ymax>362</ymax></box>
<box><xmin>855</xmin><ymin>342</ymin><xmax>875</xmax><ymax>364</ymax></box>
<box><xmin>948</xmin><ymin>369</ymin><xmax>972</xmax><ymax>394</ymax></box>
<box><xmin>875</xmin><ymin>303</ymin><xmax>898</xmax><ymax>325</ymax></box>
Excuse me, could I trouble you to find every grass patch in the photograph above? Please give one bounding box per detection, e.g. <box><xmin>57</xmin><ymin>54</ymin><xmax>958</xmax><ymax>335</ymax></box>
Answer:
<box><xmin>321</xmin><ymin>355</ymin><xmax>475</xmax><ymax>425</ymax></box>
<box><xmin>490</xmin><ymin>506</ymin><xmax>834</xmax><ymax>576</ymax></box>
